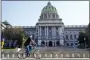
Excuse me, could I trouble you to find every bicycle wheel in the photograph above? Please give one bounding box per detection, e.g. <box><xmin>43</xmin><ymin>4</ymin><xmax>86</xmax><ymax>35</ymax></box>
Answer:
<box><xmin>17</xmin><ymin>49</ymin><xmax>26</xmax><ymax>59</ymax></box>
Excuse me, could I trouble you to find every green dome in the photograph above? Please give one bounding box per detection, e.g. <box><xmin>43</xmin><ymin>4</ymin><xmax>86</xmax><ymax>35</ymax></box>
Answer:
<box><xmin>42</xmin><ymin>2</ymin><xmax>57</xmax><ymax>13</ymax></box>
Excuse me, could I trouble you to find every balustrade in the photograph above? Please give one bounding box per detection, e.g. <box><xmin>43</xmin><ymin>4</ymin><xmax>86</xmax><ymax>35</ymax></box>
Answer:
<box><xmin>1</xmin><ymin>52</ymin><xmax>89</xmax><ymax>59</ymax></box>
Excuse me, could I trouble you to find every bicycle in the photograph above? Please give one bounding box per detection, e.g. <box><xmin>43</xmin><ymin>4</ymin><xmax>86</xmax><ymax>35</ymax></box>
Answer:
<box><xmin>17</xmin><ymin>45</ymin><xmax>40</xmax><ymax>59</ymax></box>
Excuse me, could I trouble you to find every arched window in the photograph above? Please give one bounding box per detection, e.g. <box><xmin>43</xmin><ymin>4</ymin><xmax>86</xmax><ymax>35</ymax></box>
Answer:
<box><xmin>44</xmin><ymin>14</ymin><xmax>47</xmax><ymax>19</ymax></box>
<box><xmin>56</xmin><ymin>41</ymin><xmax>60</xmax><ymax>46</ymax></box>
<box><xmin>48</xmin><ymin>13</ymin><xmax>51</xmax><ymax>19</ymax></box>
<box><xmin>52</xmin><ymin>14</ymin><xmax>55</xmax><ymax>18</ymax></box>
<box><xmin>41</xmin><ymin>41</ymin><xmax>45</xmax><ymax>47</ymax></box>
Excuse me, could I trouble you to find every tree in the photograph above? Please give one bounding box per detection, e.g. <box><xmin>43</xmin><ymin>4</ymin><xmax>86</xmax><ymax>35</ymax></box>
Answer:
<box><xmin>3</xmin><ymin>27</ymin><xmax>27</xmax><ymax>48</ymax></box>
<box><xmin>78</xmin><ymin>31</ymin><xmax>88</xmax><ymax>48</ymax></box>
<box><xmin>78</xmin><ymin>23</ymin><xmax>90</xmax><ymax>49</ymax></box>
<box><xmin>78</xmin><ymin>31</ymin><xmax>85</xmax><ymax>44</ymax></box>
<box><xmin>86</xmin><ymin>23</ymin><xmax>90</xmax><ymax>48</ymax></box>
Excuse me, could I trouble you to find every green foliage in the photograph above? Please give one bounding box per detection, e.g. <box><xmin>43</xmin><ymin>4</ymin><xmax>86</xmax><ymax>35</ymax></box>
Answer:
<box><xmin>78</xmin><ymin>31</ymin><xmax>85</xmax><ymax>44</ymax></box>
<box><xmin>78</xmin><ymin>23</ymin><xmax>90</xmax><ymax>49</ymax></box>
<box><xmin>3</xmin><ymin>28</ymin><xmax>27</xmax><ymax>48</ymax></box>
<box><xmin>86</xmin><ymin>23</ymin><xmax>90</xmax><ymax>48</ymax></box>
<box><xmin>78</xmin><ymin>30</ymin><xmax>88</xmax><ymax>48</ymax></box>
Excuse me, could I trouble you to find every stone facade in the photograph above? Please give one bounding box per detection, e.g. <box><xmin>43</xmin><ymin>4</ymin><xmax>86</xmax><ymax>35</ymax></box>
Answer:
<box><xmin>12</xmin><ymin>2</ymin><xmax>88</xmax><ymax>48</ymax></box>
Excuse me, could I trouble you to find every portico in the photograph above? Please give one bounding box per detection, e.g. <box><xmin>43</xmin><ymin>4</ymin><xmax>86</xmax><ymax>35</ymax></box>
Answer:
<box><xmin>36</xmin><ymin>2</ymin><xmax>64</xmax><ymax>47</ymax></box>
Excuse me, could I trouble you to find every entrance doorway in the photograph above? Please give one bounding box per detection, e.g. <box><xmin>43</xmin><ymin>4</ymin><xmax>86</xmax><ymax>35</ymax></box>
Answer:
<box><xmin>41</xmin><ymin>41</ymin><xmax>45</xmax><ymax>47</ymax></box>
<box><xmin>56</xmin><ymin>41</ymin><xmax>60</xmax><ymax>46</ymax></box>
<box><xmin>49</xmin><ymin>41</ymin><xmax>52</xmax><ymax>47</ymax></box>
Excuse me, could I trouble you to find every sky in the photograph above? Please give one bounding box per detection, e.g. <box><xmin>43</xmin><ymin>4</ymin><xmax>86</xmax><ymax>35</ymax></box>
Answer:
<box><xmin>2</xmin><ymin>1</ymin><xmax>89</xmax><ymax>26</ymax></box>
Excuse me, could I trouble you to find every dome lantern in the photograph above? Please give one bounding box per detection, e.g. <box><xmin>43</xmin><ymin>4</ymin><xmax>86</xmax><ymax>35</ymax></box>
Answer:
<box><xmin>41</xmin><ymin>2</ymin><xmax>57</xmax><ymax>14</ymax></box>
<box><xmin>47</xmin><ymin>2</ymin><xmax>51</xmax><ymax>6</ymax></box>
<box><xmin>40</xmin><ymin>2</ymin><xmax>60</xmax><ymax>20</ymax></box>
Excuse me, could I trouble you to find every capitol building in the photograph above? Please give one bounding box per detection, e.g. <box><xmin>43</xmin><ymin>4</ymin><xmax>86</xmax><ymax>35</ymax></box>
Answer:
<box><xmin>11</xmin><ymin>2</ymin><xmax>87</xmax><ymax>48</ymax></box>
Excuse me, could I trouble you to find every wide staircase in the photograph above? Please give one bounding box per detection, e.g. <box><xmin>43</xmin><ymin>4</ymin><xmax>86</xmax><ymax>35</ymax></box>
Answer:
<box><xmin>1</xmin><ymin>47</ymin><xmax>90</xmax><ymax>59</ymax></box>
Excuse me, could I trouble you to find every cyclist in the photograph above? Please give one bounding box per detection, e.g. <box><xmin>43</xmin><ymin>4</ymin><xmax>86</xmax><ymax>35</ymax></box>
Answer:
<box><xmin>25</xmin><ymin>36</ymin><xmax>36</xmax><ymax>57</ymax></box>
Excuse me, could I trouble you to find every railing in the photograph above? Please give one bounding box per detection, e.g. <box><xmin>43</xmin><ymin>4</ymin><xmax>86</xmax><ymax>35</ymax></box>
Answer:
<box><xmin>1</xmin><ymin>52</ymin><xmax>90</xmax><ymax>59</ymax></box>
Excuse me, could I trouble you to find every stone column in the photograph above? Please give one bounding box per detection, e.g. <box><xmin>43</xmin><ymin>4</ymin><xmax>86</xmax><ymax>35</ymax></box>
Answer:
<box><xmin>40</xmin><ymin>26</ymin><xmax>41</xmax><ymax>36</ymax></box>
<box><xmin>52</xmin><ymin>27</ymin><xmax>53</xmax><ymax>39</ymax></box>
<box><xmin>38</xmin><ymin>26</ymin><xmax>39</xmax><ymax>37</ymax></box>
<box><xmin>39</xmin><ymin>26</ymin><xmax>42</xmax><ymax>46</ymax></box>
<box><xmin>47</xmin><ymin>41</ymin><xmax>48</xmax><ymax>47</ymax></box>
<box><xmin>54</xmin><ymin>40</ymin><xmax>56</xmax><ymax>47</ymax></box>
<box><xmin>45</xmin><ymin>26</ymin><xmax>46</xmax><ymax>38</ymax></box>
<box><xmin>52</xmin><ymin>41</ymin><xmax>54</xmax><ymax>47</ymax></box>
<box><xmin>47</xmin><ymin>26</ymin><xmax>48</xmax><ymax>39</ymax></box>
<box><xmin>54</xmin><ymin>26</ymin><xmax>56</xmax><ymax>39</ymax></box>
<box><xmin>44</xmin><ymin>40</ymin><xmax>46</xmax><ymax>47</ymax></box>
<box><xmin>54</xmin><ymin>40</ymin><xmax>55</xmax><ymax>47</ymax></box>
<box><xmin>45</xmin><ymin>40</ymin><xmax>47</xmax><ymax>47</ymax></box>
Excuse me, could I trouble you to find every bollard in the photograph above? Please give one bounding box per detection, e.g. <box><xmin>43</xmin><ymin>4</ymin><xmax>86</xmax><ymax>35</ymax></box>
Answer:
<box><xmin>45</xmin><ymin>54</ymin><xmax>47</xmax><ymax>58</ymax></box>
<box><xmin>50</xmin><ymin>54</ymin><xmax>52</xmax><ymax>58</ymax></box>
<box><xmin>34</xmin><ymin>54</ymin><xmax>36</xmax><ymax>58</ymax></box>
<box><xmin>55</xmin><ymin>54</ymin><xmax>58</xmax><ymax>58</ymax></box>
<box><xmin>72</xmin><ymin>54</ymin><xmax>74</xmax><ymax>58</ymax></box>
<box><xmin>2</xmin><ymin>54</ymin><xmax>4</xmax><ymax>58</ymax></box>
<box><xmin>66</xmin><ymin>54</ymin><xmax>69</xmax><ymax>58</ymax></box>
<box><xmin>12</xmin><ymin>54</ymin><xmax>15</xmax><ymax>58</ymax></box>
<box><xmin>39</xmin><ymin>54</ymin><xmax>41</xmax><ymax>58</ymax></box>
<box><xmin>77</xmin><ymin>53</ymin><xmax>80</xmax><ymax>58</ymax></box>
<box><xmin>61</xmin><ymin>54</ymin><xmax>63</xmax><ymax>58</ymax></box>
<box><xmin>7</xmin><ymin>54</ymin><xmax>9</xmax><ymax>58</ymax></box>
<box><xmin>83</xmin><ymin>54</ymin><xmax>85</xmax><ymax>58</ymax></box>
<box><xmin>23</xmin><ymin>54</ymin><xmax>26</xmax><ymax>58</ymax></box>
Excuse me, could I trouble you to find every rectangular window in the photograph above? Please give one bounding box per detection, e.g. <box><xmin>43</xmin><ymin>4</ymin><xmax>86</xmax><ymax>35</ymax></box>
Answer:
<box><xmin>75</xmin><ymin>43</ymin><xmax>77</xmax><ymax>45</ymax></box>
<box><xmin>74</xmin><ymin>35</ymin><xmax>76</xmax><ymax>39</ymax></box>
<box><xmin>70</xmin><ymin>35</ymin><xmax>72</xmax><ymax>40</ymax></box>
<box><xmin>66</xmin><ymin>35</ymin><xmax>68</xmax><ymax>40</ymax></box>
<box><xmin>71</xmin><ymin>43</ymin><xmax>73</xmax><ymax>46</ymax></box>
<box><xmin>67</xmin><ymin>43</ymin><xmax>69</xmax><ymax>46</ymax></box>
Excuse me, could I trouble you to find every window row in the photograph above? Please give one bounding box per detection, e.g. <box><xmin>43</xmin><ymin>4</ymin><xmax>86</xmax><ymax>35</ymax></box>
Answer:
<box><xmin>67</xmin><ymin>43</ymin><xmax>78</xmax><ymax>46</ymax></box>
<box><xmin>66</xmin><ymin>35</ymin><xmax>77</xmax><ymax>40</ymax></box>
<box><xmin>40</xmin><ymin>13</ymin><xmax>58</xmax><ymax>19</ymax></box>
<box><xmin>41</xmin><ymin>27</ymin><xmax>59</xmax><ymax>30</ymax></box>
